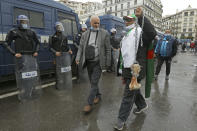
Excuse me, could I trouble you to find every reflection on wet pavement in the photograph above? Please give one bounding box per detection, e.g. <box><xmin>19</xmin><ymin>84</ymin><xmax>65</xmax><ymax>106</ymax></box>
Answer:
<box><xmin>0</xmin><ymin>52</ymin><xmax>197</xmax><ymax>131</ymax></box>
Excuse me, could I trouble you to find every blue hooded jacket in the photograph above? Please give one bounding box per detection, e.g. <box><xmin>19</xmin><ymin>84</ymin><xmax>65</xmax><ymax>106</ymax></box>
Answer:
<box><xmin>155</xmin><ymin>35</ymin><xmax>176</xmax><ymax>57</ymax></box>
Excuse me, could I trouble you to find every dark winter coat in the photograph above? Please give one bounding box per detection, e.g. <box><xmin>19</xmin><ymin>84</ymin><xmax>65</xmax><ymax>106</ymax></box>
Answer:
<box><xmin>49</xmin><ymin>32</ymin><xmax>70</xmax><ymax>53</ymax></box>
<box><xmin>5</xmin><ymin>28</ymin><xmax>40</xmax><ymax>55</ymax></box>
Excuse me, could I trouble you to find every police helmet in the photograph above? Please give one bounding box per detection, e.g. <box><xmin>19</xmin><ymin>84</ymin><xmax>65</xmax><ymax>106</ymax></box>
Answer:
<box><xmin>55</xmin><ymin>22</ymin><xmax>64</xmax><ymax>32</ymax></box>
<box><xmin>17</xmin><ymin>15</ymin><xmax>29</xmax><ymax>29</ymax></box>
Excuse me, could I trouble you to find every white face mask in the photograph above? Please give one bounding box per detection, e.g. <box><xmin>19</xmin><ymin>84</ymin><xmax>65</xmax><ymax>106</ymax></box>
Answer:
<box><xmin>21</xmin><ymin>24</ymin><xmax>28</xmax><ymax>29</ymax></box>
<box><xmin>90</xmin><ymin>27</ymin><xmax>99</xmax><ymax>31</ymax></box>
<box><xmin>165</xmin><ymin>33</ymin><xmax>171</xmax><ymax>37</ymax></box>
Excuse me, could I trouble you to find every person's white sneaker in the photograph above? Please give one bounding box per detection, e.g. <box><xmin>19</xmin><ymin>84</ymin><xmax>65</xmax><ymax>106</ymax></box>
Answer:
<box><xmin>133</xmin><ymin>104</ymin><xmax>148</xmax><ymax>114</ymax></box>
<box><xmin>114</xmin><ymin>119</ymin><xmax>125</xmax><ymax>131</ymax></box>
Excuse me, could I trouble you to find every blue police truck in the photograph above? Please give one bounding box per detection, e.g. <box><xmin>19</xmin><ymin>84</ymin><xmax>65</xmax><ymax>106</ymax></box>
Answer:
<box><xmin>85</xmin><ymin>14</ymin><xmax>125</xmax><ymax>38</ymax></box>
<box><xmin>0</xmin><ymin>0</ymin><xmax>80</xmax><ymax>82</ymax></box>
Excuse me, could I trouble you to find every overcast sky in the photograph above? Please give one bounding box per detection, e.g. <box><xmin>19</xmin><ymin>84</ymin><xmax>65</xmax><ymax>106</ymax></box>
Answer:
<box><xmin>64</xmin><ymin>0</ymin><xmax>197</xmax><ymax>16</ymax></box>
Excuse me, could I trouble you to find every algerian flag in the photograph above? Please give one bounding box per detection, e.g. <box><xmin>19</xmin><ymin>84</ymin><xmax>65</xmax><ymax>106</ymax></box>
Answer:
<box><xmin>145</xmin><ymin>41</ymin><xmax>154</xmax><ymax>98</ymax></box>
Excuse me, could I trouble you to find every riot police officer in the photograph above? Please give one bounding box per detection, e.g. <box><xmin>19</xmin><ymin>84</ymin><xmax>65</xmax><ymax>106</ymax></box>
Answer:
<box><xmin>3</xmin><ymin>15</ymin><xmax>41</xmax><ymax>101</ymax></box>
<box><xmin>49</xmin><ymin>22</ymin><xmax>72</xmax><ymax>89</ymax></box>
<box><xmin>49</xmin><ymin>22</ymin><xmax>72</xmax><ymax>56</ymax></box>
<box><xmin>4</xmin><ymin>15</ymin><xmax>40</xmax><ymax>57</ymax></box>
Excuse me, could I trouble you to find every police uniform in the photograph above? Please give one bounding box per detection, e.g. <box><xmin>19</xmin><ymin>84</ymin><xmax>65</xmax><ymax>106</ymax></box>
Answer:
<box><xmin>3</xmin><ymin>15</ymin><xmax>41</xmax><ymax>101</ymax></box>
<box><xmin>49</xmin><ymin>33</ymin><xmax>70</xmax><ymax>53</ymax></box>
<box><xmin>5</xmin><ymin>28</ymin><xmax>40</xmax><ymax>54</ymax></box>
<box><xmin>49</xmin><ymin>22</ymin><xmax>72</xmax><ymax>90</ymax></box>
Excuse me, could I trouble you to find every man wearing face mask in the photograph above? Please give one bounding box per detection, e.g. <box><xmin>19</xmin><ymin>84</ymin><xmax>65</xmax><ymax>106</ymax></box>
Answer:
<box><xmin>110</xmin><ymin>28</ymin><xmax>120</xmax><ymax>72</ymax></box>
<box><xmin>49</xmin><ymin>22</ymin><xmax>73</xmax><ymax>89</ymax></box>
<box><xmin>4</xmin><ymin>15</ymin><xmax>40</xmax><ymax>57</ymax></box>
<box><xmin>3</xmin><ymin>15</ymin><xmax>41</xmax><ymax>101</ymax></box>
<box><xmin>154</xmin><ymin>30</ymin><xmax>177</xmax><ymax>80</ymax></box>
<box><xmin>114</xmin><ymin>14</ymin><xmax>148</xmax><ymax>131</ymax></box>
<box><xmin>76</xmin><ymin>15</ymin><xmax>111</xmax><ymax>113</ymax></box>
<box><xmin>49</xmin><ymin>22</ymin><xmax>72</xmax><ymax>57</ymax></box>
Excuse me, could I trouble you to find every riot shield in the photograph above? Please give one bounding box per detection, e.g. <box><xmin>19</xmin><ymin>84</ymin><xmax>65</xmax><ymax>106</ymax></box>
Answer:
<box><xmin>112</xmin><ymin>49</ymin><xmax>120</xmax><ymax>73</ymax></box>
<box><xmin>15</xmin><ymin>55</ymin><xmax>42</xmax><ymax>101</ymax></box>
<box><xmin>55</xmin><ymin>52</ymin><xmax>72</xmax><ymax>90</ymax></box>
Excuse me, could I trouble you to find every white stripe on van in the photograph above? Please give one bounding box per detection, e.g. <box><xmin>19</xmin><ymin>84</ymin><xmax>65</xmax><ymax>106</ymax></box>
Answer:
<box><xmin>68</xmin><ymin>40</ymin><xmax>73</xmax><ymax>44</ymax></box>
<box><xmin>0</xmin><ymin>33</ymin><xmax>7</xmax><ymax>42</ymax></box>
<box><xmin>40</xmin><ymin>35</ymin><xmax>49</xmax><ymax>43</ymax></box>
<box><xmin>0</xmin><ymin>32</ymin><xmax>2</xmax><ymax>41</ymax></box>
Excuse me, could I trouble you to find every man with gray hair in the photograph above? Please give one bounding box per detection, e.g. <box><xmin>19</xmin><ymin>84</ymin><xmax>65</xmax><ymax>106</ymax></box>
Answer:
<box><xmin>76</xmin><ymin>15</ymin><xmax>111</xmax><ymax>113</ymax></box>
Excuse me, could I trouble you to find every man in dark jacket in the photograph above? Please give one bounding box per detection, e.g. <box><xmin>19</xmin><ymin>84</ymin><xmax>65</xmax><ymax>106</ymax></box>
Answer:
<box><xmin>49</xmin><ymin>22</ymin><xmax>72</xmax><ymax>89</ymax></box>
<box><xmin>154</xmin><ymin>29</ymin><xmax>177</xmax><ymax>80</ymax></box>
<box><xmin>3</xmin><ymin>15</ymin><xmax>41</xmax><ymax>101</ymax></box>
<box><xmin>4</xmin><ymin>15</ymin><xmax>40</xmax><ymax>57</ymax></box>
<box><xmin>49</xmin><ymin>22</ymin><xmax>72</xmax><ymax>56</ymax></box>
<box><xmin>135</xmin><ymin>7</ymin><xmax>157</xmax><ymax>81</ymax></box>
<box><xmin>109</xmin><ymin>28</ymin><xmax>120</xmax><ymax>72</ymax></box>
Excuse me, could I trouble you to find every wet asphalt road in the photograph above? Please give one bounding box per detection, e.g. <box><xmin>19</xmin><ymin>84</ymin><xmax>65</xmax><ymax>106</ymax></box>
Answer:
<box><xmin>0</xmin><ymin>51</ymin><xmax>197</xmax><ymax>131</ymax></box>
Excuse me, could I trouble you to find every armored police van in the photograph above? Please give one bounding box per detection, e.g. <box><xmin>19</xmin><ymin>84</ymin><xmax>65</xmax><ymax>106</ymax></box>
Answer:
<box><xmin>0</xmin><ymin>0</ymin><xmax>80</xmax><ymax>82</ymax></box>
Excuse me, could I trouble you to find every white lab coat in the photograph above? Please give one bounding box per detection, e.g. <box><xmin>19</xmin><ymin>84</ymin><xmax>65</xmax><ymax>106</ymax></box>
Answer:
<box><xmin>121</xmin><ymin>24</ymin><xmax>142</xmax><ymax>68</ymax></box>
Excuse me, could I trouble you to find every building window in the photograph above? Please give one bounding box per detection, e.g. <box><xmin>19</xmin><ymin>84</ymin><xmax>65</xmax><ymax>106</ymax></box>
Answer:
<box><xmin>115</xmin><ymin>5</ymin><xmax>117</xmax><ymax>11</ymax></box>
<box><xmin>183</xmin><ymin>29</ymin><xmax>186</xmax><ymax>32</ymax></box>
<box><xmin>115</xmin><ymin>13</ymin><xmax>117</xmax><ymax>16</ymax></box>
<box><xmin>184</xmin><ymin>23</ymin><xmax>187</xmax><ymax>27</ymax></box>
<box><xmin>14</xmin><ymin>8</ymin><xmax>44</xmax><ymax>28</ymax></box>
<box><xmin>127</xmin><ymin>10</ymin><xmax>130</xmax><ymax>15</ymax></box>
<box><xmin>110</xmin><ymin>7</ymin><xmax>112</xmax><ymax>12</ymax></box>
<box><xmin>189</xmin><ymin>33</ymin><xmax>192</xmax><ymax>37</ymax></box>
<box><xmin>134</xmin><ymin>0</ymin><xmax>137</xmax><ymax>5</ymax></box>
<box><xmin>121</xmin><ymin>4</ymin><xmax>123</xmax><ymax>9</ymax></box>
<box><xmin>189</xmin><ymin>17</ymin><xmax>193</xmax><ymax>21</ymax></box>
<box><xmin>184</xmin><ymin>18</ymin><xmax>187</xmax><ymax>22</ymax></box>
<box><xmin>121</xmin><ymin>12</ymin><xmax>123</xmax><ymax>17</ymax></box>
<box><xmin>190</xmin><ymin>11</ymin><xmax>194</xmax><ymax>16</ymax></box>
<box><xmin>184</xmin><ymin>12</ymin><xmax>188</xmax><ymax>16</ymax></box>
<box><xmin>189</xmin><ymin>28</ymin><xmax>192</xmax><ymax>32</ymax></box>
<box><xmin>127</xmin><ymin>2</ymin><xmax>130</xmax><ymax>8</ymax></box>
<box><xmin>189</xmin><ymin>23</ymin><xmax>193</xmax><ymax>27</ymax></box>
<box><xmin>105</xmin><ymin>8</ymin><xmax>107</xmax><ymax>13</ymax></box>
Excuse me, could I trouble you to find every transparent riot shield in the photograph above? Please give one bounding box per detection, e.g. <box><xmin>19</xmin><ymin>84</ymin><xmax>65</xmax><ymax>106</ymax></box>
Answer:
<box><xmin>15</xmin><ymin>55</ymin><xmax>42</xmax><ymax>101</ymax></box>
<box><xmin>112</xmin><ymin>49</ymin><xmax>120</xmax><ymax>73</ymax></box>
<box><xmin>55</xmin><ymin>52</ymin><xmax>72</xmax><ymax>90</ymax></box>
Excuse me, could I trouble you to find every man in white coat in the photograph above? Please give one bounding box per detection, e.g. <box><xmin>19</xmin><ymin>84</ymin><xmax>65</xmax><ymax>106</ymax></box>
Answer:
<box><xmin>114</xmin><ymin>14</ymin><xmax>148</xmax><ymax>131</ymax></box>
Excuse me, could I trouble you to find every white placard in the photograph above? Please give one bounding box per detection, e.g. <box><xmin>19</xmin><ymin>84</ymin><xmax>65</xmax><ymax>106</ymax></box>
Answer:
<box><xmin>61</xmin><ymin>66</ymin><xmax>71</xmax><ymax>73</ymax></box>
<box><xmin>22</xmin><ymin>71</ymin><xmax>38</xmax><ymax>79</ymax></box>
